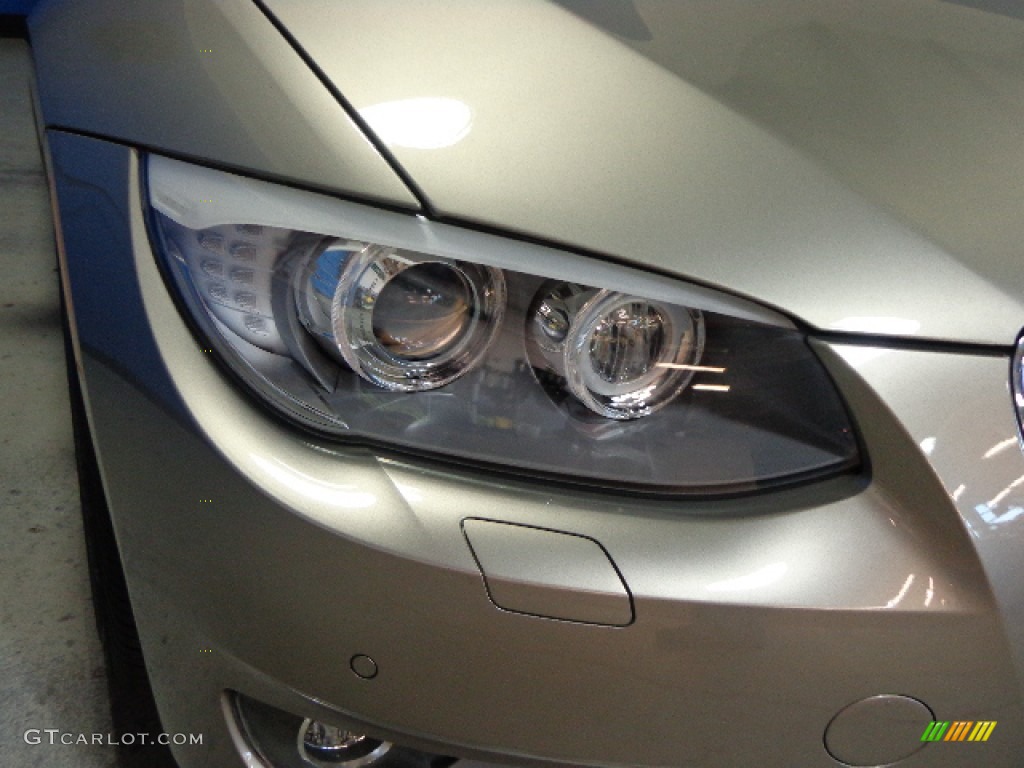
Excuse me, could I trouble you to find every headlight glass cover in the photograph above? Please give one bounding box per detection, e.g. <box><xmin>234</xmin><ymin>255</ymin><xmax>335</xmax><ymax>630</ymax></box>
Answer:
<box><xmin>146</xmin><ymin>155</ymin><xmax>858</xmax><ymax>494</ymax></box>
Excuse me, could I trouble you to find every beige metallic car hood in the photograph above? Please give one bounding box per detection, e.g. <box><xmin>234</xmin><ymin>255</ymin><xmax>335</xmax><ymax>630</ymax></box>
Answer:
<box><xmin>264</xmin><ymin>0</ymin><xmax>1024</xmax><ymax>345</ymax></box>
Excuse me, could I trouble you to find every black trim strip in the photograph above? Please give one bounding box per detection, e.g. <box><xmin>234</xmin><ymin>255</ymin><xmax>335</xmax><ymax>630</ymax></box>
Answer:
<box><xmin>811</xmin><ymin>331</ymin><xmax>1010</xmax><ymax>357</ymax></box>
<box><xmin>250</xmin><ymin>0</ymin><xmax>437</xmax><ymax>217</ymax></box>
<box><xmin>402</xmin><ymin>206</ymin><xmax>1020</xmax><ymax>357</ymax></box>
<box><xmin>47</xmin><ymin>127</ymin><xmax>1017</xmax><ymax>359</ymax></box>
<box><xmin>43</xmin><ymin>125</ymin><xmax>423</xmax><ymax>216</ymax></box>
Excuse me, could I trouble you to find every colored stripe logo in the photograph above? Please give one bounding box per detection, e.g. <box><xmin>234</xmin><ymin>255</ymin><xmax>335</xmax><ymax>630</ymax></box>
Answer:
<box><xmin>921</xmin><ymin>721</ymin><xmax>996</xmax><ymax>742</ymax></box>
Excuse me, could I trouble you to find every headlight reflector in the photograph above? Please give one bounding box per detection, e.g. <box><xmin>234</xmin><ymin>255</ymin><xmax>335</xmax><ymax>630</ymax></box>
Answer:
<box><xmin>324</xmin><ymin>245</ymin><xmax>505</xmax><ymax>391</ymax></box>
<box><xmin>529</xmin><ymin>284</ymin><xmax>704</xmax><ymax>419</ymax></box>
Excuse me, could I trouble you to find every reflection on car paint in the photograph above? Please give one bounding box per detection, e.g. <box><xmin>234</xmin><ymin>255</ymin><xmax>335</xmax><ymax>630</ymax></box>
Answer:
<box><xmin>360</xmin><ymin>97</ymin><xmax>473</xmax><ymax>150</ymax></box>
<box><xmin>249</xmin><ymin>453</ymin><xmax>377</xmax><ymax>509</ymax></box>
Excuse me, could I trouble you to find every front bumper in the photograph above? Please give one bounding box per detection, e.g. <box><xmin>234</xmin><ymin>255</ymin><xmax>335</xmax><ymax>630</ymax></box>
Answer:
<box><xmin>51</xmin><ymin>129</ymin><xmax>1024</xmax><ymax>767</ymax></box>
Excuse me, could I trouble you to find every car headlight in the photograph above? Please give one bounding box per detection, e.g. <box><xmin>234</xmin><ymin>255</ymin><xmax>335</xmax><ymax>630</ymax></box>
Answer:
<box><xmin>298</xmin><ymin>242</ymin><xmax>506</xmax><ymax>392</ymax></box>
<box><xmin>146</xmin><ymin>154</ymin><xmax>858</xmax><ymax>494</ymax></box>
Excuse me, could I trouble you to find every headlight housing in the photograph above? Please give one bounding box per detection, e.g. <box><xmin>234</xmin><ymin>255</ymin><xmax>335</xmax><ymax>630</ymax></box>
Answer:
<box><xmin>147</xmin><ymin>154</ymin><xmax>858</xmax><ymax>494</ymax></box>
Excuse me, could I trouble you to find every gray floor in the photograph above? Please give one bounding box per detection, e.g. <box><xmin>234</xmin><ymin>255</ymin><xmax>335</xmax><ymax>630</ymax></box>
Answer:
<box><xmin>0</xmin><ymin>37</ymin><xmax>117</xmax><ymax>768</ymax></box>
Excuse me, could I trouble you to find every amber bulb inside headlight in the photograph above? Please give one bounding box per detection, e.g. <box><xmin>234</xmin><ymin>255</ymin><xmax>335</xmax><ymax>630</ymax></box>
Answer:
<box><xmin>529</xmin><ymin>283</ymin><xmax>704</xmax><ymax>419</ymax></box>
<box><xmin>295</xmin><ymin>242</ymin><xmax>506</xmax><ymax>391</ymax></box>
